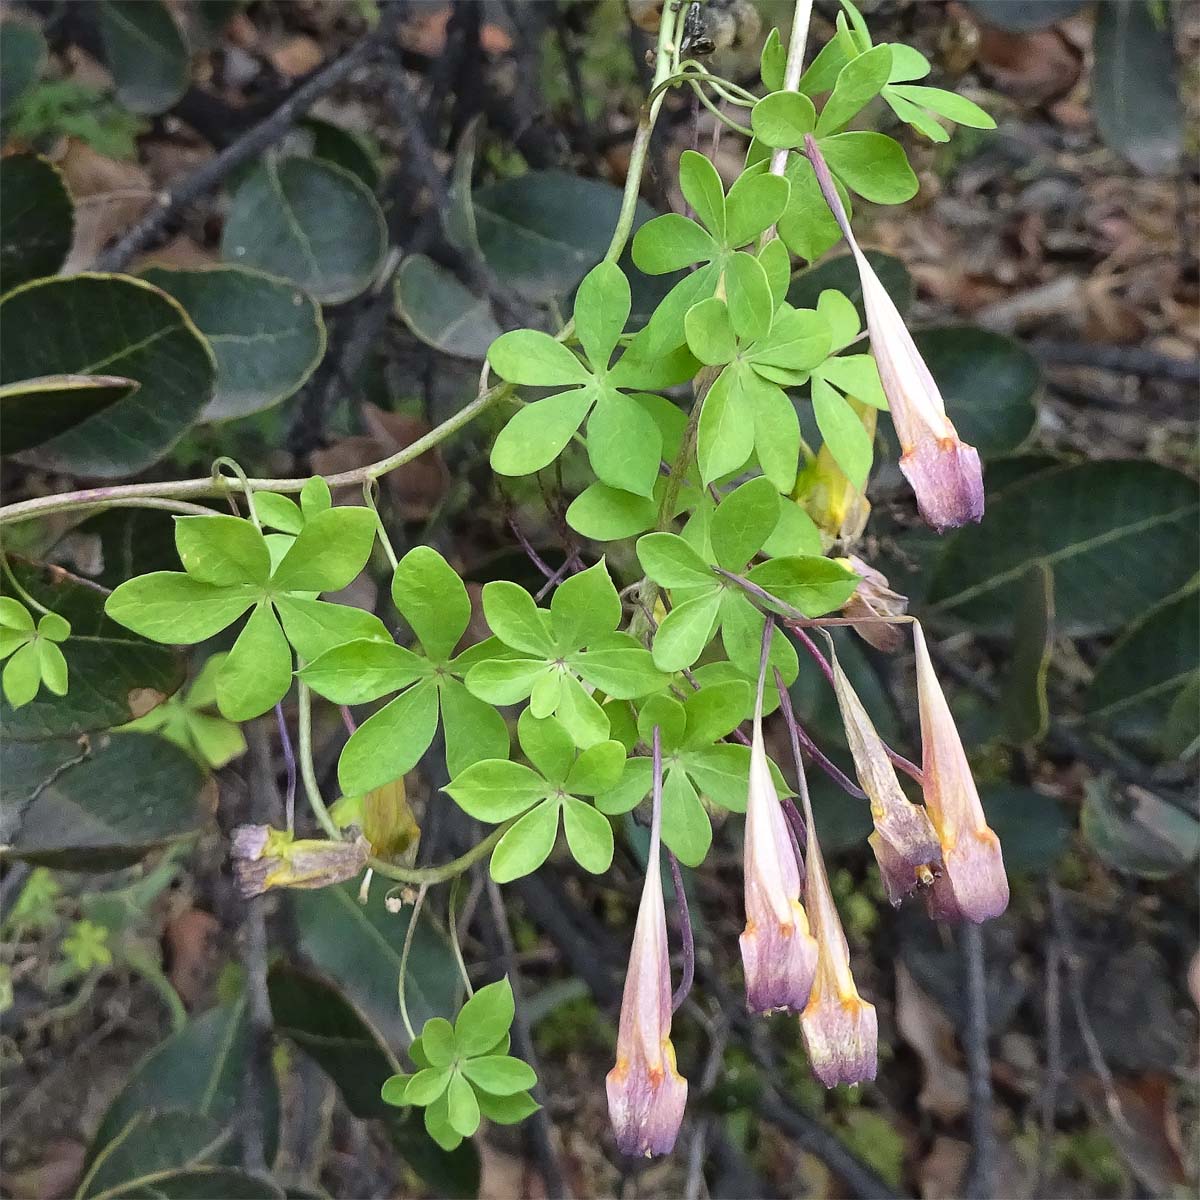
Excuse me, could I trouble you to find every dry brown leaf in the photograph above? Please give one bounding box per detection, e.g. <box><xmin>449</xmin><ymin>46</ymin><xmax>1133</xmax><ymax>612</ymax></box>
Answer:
<box><xmin>917</xmin><ymin>1136</ymin><xmax>970</xmax><ymax>1200</ymax></box>
<box><xmin>269</xmin><ymin>35</ymin><xmax>324</xmax><ymax>78</ymax></box>
<box><xmin>0</xmin><ymin>1139</ymin><xmax>86</xmax><ymax>1200</ymax></box>
<box><xmin>895</xmin><ymin>962</ymin><xmax>970</xmax><ymax>1121</ymax></box>
<box><xmin>164</xmin><ymin>907</ymin><xmax>222</xmax><ymax>1010</ymax></box>
<box><xmin>56</xmin><ymin>140</ymin><xmax>155</xmax><ymax>273</ymax></box>
<box><xmin>972</xmin><ymin>25</ymin><xmax>1081</xmax><ymax>105</ymax></box>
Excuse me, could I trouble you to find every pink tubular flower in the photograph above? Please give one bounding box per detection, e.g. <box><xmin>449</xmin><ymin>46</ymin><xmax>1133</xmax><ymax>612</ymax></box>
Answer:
<box><xmin>828</xmin><ymin>645</ymin><xmax>942</xmax><ymax>906</ymax></box>
<box><xmin>804</xmin><ymin>135</ymin><xmax>984</xmax><ymax>532</ymax></box>
<box><xmin>799</xmin><ymin>799</ymin><xmax>879</xmax><ymax>1087</ymax></box>
<box><xmin>606</xmin><ymin>733</ymin><xmax>687</xmax><ymax>1157</ymax></box>
<box><xmin>912</xmin><ymin>622</ymin><xmax>1009</xmax><ymax>923</ymax></box>
<box><xmin>740</xmin><ymin>686</ymin><xmax>818</xmax><ymax>1014</ymax></box>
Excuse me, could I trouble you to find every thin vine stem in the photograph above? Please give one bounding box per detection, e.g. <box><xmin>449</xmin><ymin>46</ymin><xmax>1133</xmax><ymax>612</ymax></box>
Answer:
<box><xmin>1</xmin><ymin>553</ymin><xmax>54</xmax><ymax>618</ymax></box>
<box><xmin>397</xmin><ymin>881</ymin><xmax>430</xmax><ymax>1044</ymax></box>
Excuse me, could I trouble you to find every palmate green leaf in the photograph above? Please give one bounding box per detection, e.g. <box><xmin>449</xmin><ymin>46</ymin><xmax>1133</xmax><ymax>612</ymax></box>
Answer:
<box><xmin>561</xmin><ymin>795</ymin><xmax>614</xmax><ymax>873</ymax></box>
<box><xmin>555</xmin><ymin>674</ymin><xmax>611</xmax><ymax>747</ymax></box>
<box><xmin>697</xmin><ymin>364</ymin><xmax>755</xmax><ymax>485</ymax></box>
<box><xmin>661</xmin><ymin>768</ymin><xmax>710</xmax><ymax>866</ymax></box>
<box><xmin>299</xmin><ymin>640</ymin><xmax>429</xmax><ymax>704</ymax></box>
<box><xmin>105</xmin><ymin>574</ymin><xmax>257</xmax><ymax>642</ymax></box>
<box><xmin>815</xmin><ymin>43</ymin><xmax>893</xmax><ymax>137</ymax></box>
<box><xmin>814</xmin><ymin>353</ymin><xmax>887</xmax><ymax>409</ymax></box>
<box><xmin>811</xmin><ymin>375</ymin><xmax>873</xmax><ymax>488</ymax></box>
<box><xmin>487</xmin><ymin>329</ymin><xmax>590</xmax><ymax>386</ymax></box>
<box><xmin>482</xmin><ymin>581</ymin><xmax>555</xmax><ymax>656</ymax></box>
<box><xmin>637</xmin><ymin>532</ymin><xmax>713</xmax><ymax>588</ymax></box>
<box><xmin>221</xmin><ymin>157</ymin><xmax>386</xmax><ymax>304</ymax></box>
<box><xmin>489</xmin><ymin>799</ymin><xmax>560</xmax><ymax>883</ymax></box>
<box><xmin>725</xmin><ymin>251</ymin><xmax>774</xmax><ymax>342</ymax></box>
<box><xmin>517</xmin><ymin>710</ymin><xmax>575</xmax><ymax>781</ymax></box>
<box><xmin>251</xmin><ymin>491</ymin><xmax>304</xmax><ymax>534</ymax></box>
<box><xmin>440</xmin><ymin>678</ymin><xmax>510</xmax><ymax>778</ymax></box>
<box><xmin>760</xmin><ymin>26</ymin><xmax>786</xmax><ymax>91</ymax></box>
<box><xmin>685</xmin><ymin>297</ymin><xmax>737</xmax><ymax>367</ymax></box>
<box><xmin>337</xmin><ymin>681</ymin><xmax>440</xmax><ymax>796</ymax></box>
<box><xmin>638</xmin><ymin>694</ymin><xmax>687</xmax><ymax>750</ymax></box>
<box><xmin>651</xmin><ymin>590</ymin><xmax>723</xmax><ymax>672</ymax></box>
<box><xmin>174</xmin><ymin>514</ymin><xmax>270</xmax><ymax>586</ymax></box>
<box><xmin>464</xmin><ymin>657</ymin><xmax>550</xmax><ymax>706</ymax></box>
<box><xmin>724</xmin><ymin>170</ymin><xmax>789</xmax><ymax>249</ymax></box>
<box><xmin>563</xmin><ymin>738</ymin><xmax>625</xmax><ymax>795</ymax></box>
<box><xmin>747</xmin><ymin>371</ymin><xmax>802</xmax><ymax>493</ymax></box>
<box><xmin>572</xmin><ymin>635</ymin><xmax>664</xmax><ymax>698</ymax></box>
<box><xmin>3</xmin><ymin>641</ymin><xmax>40</xmax><ymax>707</ymax></box>
<box><xmin>752</xmin><ymin>91</ymin><xmax>817</xmax><ymax>148</ymax></box>
<box><xmin>392</xmin><ymin>546</ymin><xmax>471</xmax><ymax>662</ymax></box>
<box><xmin>758</xmin><ymin>237</ymin><xmax>792</xmax><ymax>310</ymax></box>
<box><xmin>678</xmin><ymin>149</ymin><xmax>726</xmax><ymax>241</ymax></box>
<box><xmin>550</xmin><ymin>559</ymin><xmax>621</xmax><ymax>648</ymax></box>
<box><xmin>269</xmin><ymin>506</ymin><xmax>378</xmax><ymax>592</ymax></box>
<box><xmin>490</xmin><ymin>386</ymin><xmax>594</xmax><ymax>477</ymax></box>
<box><xmin>586</xmin><ymin>387</ymin><xmax>662</xmax><ymax>497</ymax></box>
<box><xmin>718</xmin><ymin>588</ymin><xmax>800</xmax><ymax>680</ymax></box>
<box><xmin>456</xmin><ymin>977</ymin><xmax>516</xmax><ymax>1056</ymax></box>
<box><xmin>630</xmin><ymin>213</ymin><xmax>717</xmax><ymax>274</ymax></box>
<box><xmin>216</xmin><ymin>601</ymin><xmax>291</xmax><ymax>722</ymax></box>
<box><xmin>445</xmin><ymin>759</ymin><xmax>548</xmax><ymax>823</ymax></box>
<box><xmin>273</xmin><ymin>594</ymin><xmax>389</xmax><ymax>661</ymax></box>
<box><xmin>574</xmin><ymin>259</ymin><xmax>630</xmax><ymax>367</ymax></box>
<box><xmin>461</xmin><ymin>1055</ymin><xmax>536</xmax><ymax>1097</ymax></box>
<box><xmin>709</xmin><ymin>476</ymin><xmax>780</xmax><ymax>570</ymax></box>
<box><xmin>447</xmin><ymin>1074</ymin><xmax>481</xmax><ymax>1138</ymax></box>
<box><xmin>888</xmin><ymin>85</ymin><xmax>995</xmax><ymax>131</ymax></box>
<box><xmin>745</xmin><ymin>555</ymin><xmax>860</xmax><ymax>616</ymax></box>
<box><xmin>817</xmin><ymin>131</ymin><xmax>918</xmax><ymax>204</ymax></box>
<box><xmin>750</xmin><ymin>305</ymin><xmax>832</xmax><ymax>372</ymax></box>
<box><xmin>565</xmin><ymin>482</ymin><xmax>658</xmax><ymax>541</ymax></box>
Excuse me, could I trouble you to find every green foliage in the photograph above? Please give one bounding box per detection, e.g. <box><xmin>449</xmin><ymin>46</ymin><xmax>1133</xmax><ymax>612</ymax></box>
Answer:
<box><xmin>106</xmin><ymin>499</ymin><xmax>382</xmax><ymax>720</ymax></box>
<box><xmin>0</xmin><ymin>153</ymin><xmax>72</xmax><ymax>290</ymax></box>
<box><xmin>4</xmin><ymin>78</ymin><xmax>145</xmax><ymax>158</ymax></box>
<box><xmin>382</xmin><ymin>978</ymin><xmax>540</xmax><ymax>1150</ymax></box>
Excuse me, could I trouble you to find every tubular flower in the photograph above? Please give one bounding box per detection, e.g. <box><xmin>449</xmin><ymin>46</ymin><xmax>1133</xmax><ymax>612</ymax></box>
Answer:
<box><xmin>804</xmin><ymin>135</ymin><xmax>984</xmax><ymax>532</ymax></box>
<box><xmin>829</xmin><ymin>646</ymin><xmax>942</xmax><ymax>906</ymax></box>
<box><xmin>606</xmin><ymin>736</ymin><xmax>687</xmax><ymax>1157</ymax></box>
<box><xmin>912</xmin><ymin>622</ymin><xmax>1009</xmax><ymax>923</ymax></box>
<box><xmin>837</xmin><ymin>555</ymin><xmax>909</xmax><ymax>653</ymax></box>
<box><xmin>799</xmin><ymin>800</ymin><xmax>879</xmax><ymax>1088</ymax></box>
<box><xmin>740</xmin><ymin>692</ymin><xmax>818</xmax><ymax>1014</ymax></box>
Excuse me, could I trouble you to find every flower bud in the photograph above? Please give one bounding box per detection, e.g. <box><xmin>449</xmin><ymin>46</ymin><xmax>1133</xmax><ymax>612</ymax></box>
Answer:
<box><xmin>740</xmin><ymin>698</ymin><xmax>817</xmax><ymax>1014</ymax></box>
<box><xmin>799</xmin><ymin>809</ymin><xmax>878</xmax><ymax>1088</ymax></box>
<box><xmin>606</xmin><ymin>740</ymin><xmax>687</xmax><ymax>1157</ymax></box>
<box><xmin>828</xmin><ymin>647</ymin><xmax>942</xmax><ymax>905</ymax></box>
<box><xmin>794</xmin><ymin>403</ymin><xmax>875</xmax><ymax>545</ymax></box>
<box><xmin>804</xmin><ymin>135</ymin><xmax>984</xmax><ymax>532</ymax></box>
<box><xmin>912</xmin><ymin>623</ymin><xmax>1009</xmax><ymax>923</ymax></box>
<box><xmin>231</xmin><ymin>825</ymin><xmax>370</xmax><ymax>898</ymax></box>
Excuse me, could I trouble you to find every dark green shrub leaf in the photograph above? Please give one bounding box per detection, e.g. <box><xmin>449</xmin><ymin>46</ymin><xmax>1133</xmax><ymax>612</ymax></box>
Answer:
<box><xmin>141</xmin><ymin>266</ymin><xmax>325</xmax><ymax>420</ymax></box>
<box><xmin>222</xmin><ymin>158</ymin><xmax>386</xmax><ymax>304</ymax></box>
<box><xmin>1085</xmin><ymin>587</ymin><xmax>1200</xmax><ymax>758</ymax></box>
<box><xmin>927</xmin><ymin>462</ymin><xmax>1199</xmax><ymax>635</ymax></box>
<box><xmin>97</xmin><ymin>0</ymin><xmax>189</xmax><ymax>115</ymax></box>
<box><xmin>0</xmin><ymin>374</ymin><xmax>135</xmax><ymax>456</ymax></box>
<box><xmin>1093</xmin><ymin>0</ymin><xmax>1183</xmax><ymax>175</ymax></box>
<box><xmin>1</xmin><ymin>274</ymin><xmax>215</xmax><ymax>476</ymax></box>
<box><xmin>1081</xmin><ymin>778</ymin><xmax>1200</xmax><ymax>880</ymax></box>
<box><xmin>394</xmin><ymin>254</ymin><xmax>500</xmax><ymax>360</ymax></box>
<box><xmin>0</xmin><ymin>22</ymin><xmax>47</xmax><ymax>121</ymax></box>
<box><xmin>1</xmin><ymin>731</ymin><xmax>207</xmax><ymax>869</ymax></box>
<box><xmin>0</xmin><ymin>152</ymin><xmax>72</xmax><ymax>289</ymax></box>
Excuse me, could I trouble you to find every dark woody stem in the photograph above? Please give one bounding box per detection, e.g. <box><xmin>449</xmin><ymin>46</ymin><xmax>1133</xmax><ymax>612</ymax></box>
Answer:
<box><xmin>274</xmin><ymin>702</ymin><xmax>297</xmax><ymax>833</ymax></box>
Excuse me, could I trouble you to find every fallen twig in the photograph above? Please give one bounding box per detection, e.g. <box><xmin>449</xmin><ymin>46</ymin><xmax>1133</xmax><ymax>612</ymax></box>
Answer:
<box><xmin>961</xmin><ymin>923</ymin><xmax>995</xmax><ymax>1199</ymax></box>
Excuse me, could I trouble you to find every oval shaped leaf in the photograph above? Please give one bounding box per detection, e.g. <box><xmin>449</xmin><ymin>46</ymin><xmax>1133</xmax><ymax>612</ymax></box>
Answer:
<box><xmin>1</xmin><ymin>730</ymin><xmax>208</xmax><ymax>869</ymax></box>
<box><xmin>222</xmin><ymin>157</ymin><xmax>386</xmax><ymax>304</ymax></box>
<box><xmin>395</xmin><ymin>254</ymin><xmax>501</xmax><ymax>360</ymax></box>
<box><xmin>1</xmin><ymin>274</ymin><xmax>216</xmax><ymax>476</ymax></box>
<box><xmin>141</xmin><ymin>265</ymin><xmax>325</xmax><ymax>420</ymax></box>
<box><xmin>0</xmin><ymin>153</ymin><xmax>72</xmax><ymax>289</ymax></box>
<box><xmin>0</xmin><ymin>374</ymin><xmax>136</xmax><ymax>455</ymax></box>
<box><xmin>98</xmin><ymin>0</ymin><xmax>189</xmax><ymax>115</ymax></box>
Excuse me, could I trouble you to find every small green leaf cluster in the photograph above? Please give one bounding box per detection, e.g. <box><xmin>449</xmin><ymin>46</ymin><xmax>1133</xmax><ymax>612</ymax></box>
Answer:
<box><xmin>119</xmin><ymin>653</ymin><xmax>246</xmax><ymax>769</ymax></box>
<box><xmin>382</xmin><ymin>978</ymin><xmax>538</xmax><ymax>1151</ymax></box>
<box><xmin>105</xmin><ymin>479</ymin><xmax>384</xmax><ymax>721</ymax></box>
<box><xmin>0</xmin><ymin>597</ymin><xmax>69</xmax><ymax>707</ymax></box>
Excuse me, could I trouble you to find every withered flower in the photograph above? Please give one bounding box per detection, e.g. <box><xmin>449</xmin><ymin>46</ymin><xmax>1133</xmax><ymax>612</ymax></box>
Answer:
<box><xmin>231</xmin><ymin>825</ymin><xmax>370</xmax><ymax>898</ymax></box>
<box><xmin>838</xmin><ymin>556</ymin><xmax>909</xmax><ymax>653</ymax></box>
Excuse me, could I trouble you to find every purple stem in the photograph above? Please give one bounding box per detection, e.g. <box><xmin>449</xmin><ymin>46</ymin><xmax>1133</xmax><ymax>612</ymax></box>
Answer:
<box><xmin>275</xmin><ymin>702</ymin><xmax>297</xmax><ymax>832</ymax></box>
<box><xmin>508</xmin><ymin>515</ymin><xmax>558</xmax><ymax>583</ymax></box>
<box><xmin>340</xmin><ymin>706</ymin><xmax>357</xmax><ymax>736</ymax></box>
<box><xmin>793</xmin><ymin>626</ymin><xmax>925</xmax><ymax>786</ymax></box>
<box><xmin>666</xmin><ymin>848</ymin><xmax>695</xmax><ymax>1013</ymax></box>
